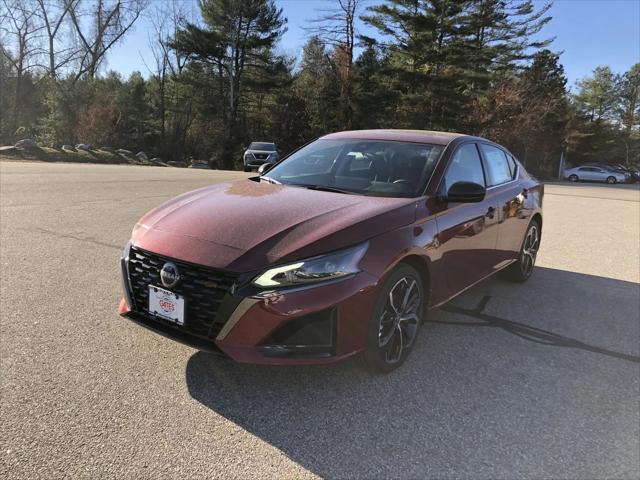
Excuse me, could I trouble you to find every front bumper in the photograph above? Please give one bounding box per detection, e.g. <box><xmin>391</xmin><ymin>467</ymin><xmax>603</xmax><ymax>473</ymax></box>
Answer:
<box><xmin>119</xmin><ymin>257</ymin><xmax>380</xmax><ymax>365</ymax></box>
<box><xmin>244</xmin><ymin>156</ymin><xmax>276</xmax><ymax>167</ymax></box>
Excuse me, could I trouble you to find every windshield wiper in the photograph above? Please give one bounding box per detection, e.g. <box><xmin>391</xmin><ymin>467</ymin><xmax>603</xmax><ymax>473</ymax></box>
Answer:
<box><xmin>292</xmin><ymin>184</ymin><xmax>355</xmax><ymax>195</ymax></box>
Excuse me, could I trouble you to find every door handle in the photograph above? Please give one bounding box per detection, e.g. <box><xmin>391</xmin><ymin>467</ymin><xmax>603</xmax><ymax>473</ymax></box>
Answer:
<box><xmin>486</xmin><ymin>206</ymin><xmax>496</xmax><ymax>219</ymax></box>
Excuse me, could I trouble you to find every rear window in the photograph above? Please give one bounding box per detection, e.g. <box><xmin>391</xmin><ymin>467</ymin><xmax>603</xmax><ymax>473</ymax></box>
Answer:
<box><xmin>249</xmin><ymin>143</ymin><xmax>276</xmax><ymax>151</ymax></box>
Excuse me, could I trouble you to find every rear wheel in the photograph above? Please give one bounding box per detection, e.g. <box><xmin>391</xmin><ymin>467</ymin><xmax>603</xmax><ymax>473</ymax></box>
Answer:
<box><xmin>364</xmin><ymin>264</ymin><xmax>425</xmax><ymax>373</ymax></box>
<box><xmin>504</xmin><ymin>219</ymin><xmax>540</xmax><ymax>283</ymax></box>
<box><xmin>569</xmin><ymin>174</ymin><xmax>578</xmax><ymax>182</ymax></box>
<box><xmin>606</xmin><ymin>176</ymin><xmax>616</xmax><ymax>184</ymax></box>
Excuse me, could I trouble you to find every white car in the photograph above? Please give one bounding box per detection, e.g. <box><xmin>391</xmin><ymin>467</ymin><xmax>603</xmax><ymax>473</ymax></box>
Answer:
<box><xmin>564</xmin><ymin>166</ymin><xmax>627</xmax><ymax>184</ymax></box>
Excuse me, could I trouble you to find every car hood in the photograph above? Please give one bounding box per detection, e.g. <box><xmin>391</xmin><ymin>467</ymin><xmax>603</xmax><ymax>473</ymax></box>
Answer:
<box><xmin>131</xmin><ymin>180</ymin><xmax>417</xmax><ymax>272</ymax></box>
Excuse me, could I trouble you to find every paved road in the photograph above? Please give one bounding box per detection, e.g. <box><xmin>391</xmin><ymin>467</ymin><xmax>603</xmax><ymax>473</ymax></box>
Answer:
<box><xmin>1</xmin><ymin>162</ymin><xmax>639</xmax><ymax>479</ymax></box>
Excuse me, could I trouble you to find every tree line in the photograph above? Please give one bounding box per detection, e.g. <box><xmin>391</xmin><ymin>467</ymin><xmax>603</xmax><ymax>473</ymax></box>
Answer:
<box><xmin>1</xmin><ymin>0</ymin><xmax>638</xmax><ymax>176</ymax></box>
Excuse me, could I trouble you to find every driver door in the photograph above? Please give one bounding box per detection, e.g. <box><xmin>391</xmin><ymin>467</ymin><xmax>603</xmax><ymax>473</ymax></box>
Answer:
<box><xmin>434</xmin><ymin>142</ymin><xmax>499</xmax><ymax>297</ymax></box>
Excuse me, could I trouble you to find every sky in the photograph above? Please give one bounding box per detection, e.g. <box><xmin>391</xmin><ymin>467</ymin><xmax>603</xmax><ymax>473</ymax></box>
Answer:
<box><xmin>107</xmin><ymin>0</ymin><xmax>640</xmax><ymax>89</ymax></box>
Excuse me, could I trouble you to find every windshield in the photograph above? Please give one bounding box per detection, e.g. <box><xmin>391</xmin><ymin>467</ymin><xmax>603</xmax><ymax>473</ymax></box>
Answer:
<box><xmin>263</xmin><ymin>139</ymin><xmax>444</xmax><ymax>197</ymax></box>
<box><xmin>249</xmin><ymin>142</ymin><xmax>276</xmax><ymax>151</ymax></box>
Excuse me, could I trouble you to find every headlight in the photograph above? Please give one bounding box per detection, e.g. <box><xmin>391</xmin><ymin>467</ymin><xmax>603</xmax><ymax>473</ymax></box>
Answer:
<box><xmin>252</xmin><ymin>243</ymin><xmax>368</xmax><ymax>288</ymax></box>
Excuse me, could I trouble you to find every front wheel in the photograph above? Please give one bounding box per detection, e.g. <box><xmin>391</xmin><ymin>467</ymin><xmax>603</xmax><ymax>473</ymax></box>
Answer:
<box><xmin>243</xmin><ymin>166</ymin><xmax>251</xmax><ymax>172</ymax></box>
<box><xmin>606</xmin><ymin>176</ymin><xmax>616</xmax><ymax>184</ymax></box>
<box><xmin>364</xmin><ymin>264</ymin><xmax>425</xmax><ymax>373</ymax></box>
<box><xmin>504</xmin><ymin>220</ymin><xmax>540</xmax><ymax>283</ymax></box>
<box><xmin>569</xmin><ymin>174</ymin><xmax>579</xmax><ymax>182</ymax></box>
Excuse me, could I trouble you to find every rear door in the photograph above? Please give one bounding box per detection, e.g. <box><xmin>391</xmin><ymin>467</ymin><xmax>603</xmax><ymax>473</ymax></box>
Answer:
<box><xmin>434</xmin><ymin>142</ymin><xmax>499</xmax><ymax>296</ymax></box>
<box><xmin>478</xmin><ymin>143</ymin><xmax>529</xmax><ymax>262</ymax></box>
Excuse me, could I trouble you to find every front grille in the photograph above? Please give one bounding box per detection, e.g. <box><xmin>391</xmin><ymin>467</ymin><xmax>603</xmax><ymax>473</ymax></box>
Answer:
<box><xmin>126</xmin><ymin>246</ymin><xmax>237</xmax><ymax>339</ymax></box>
<box><xmin>253</xmin><ymin>153</ymin><xmax>268</xmax><ymax>160</ymax></box>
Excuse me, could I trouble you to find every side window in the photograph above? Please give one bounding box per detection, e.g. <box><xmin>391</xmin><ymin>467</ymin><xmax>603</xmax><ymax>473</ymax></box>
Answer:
<box><xmin>480</xmin><ymin>144</ymin><xmax>512</xmax><ymax>186</ymax></box>
<box><xmin>442</xmin><ymin>143</ymin><xmax>485</xmax><ymax>192</ymax></box>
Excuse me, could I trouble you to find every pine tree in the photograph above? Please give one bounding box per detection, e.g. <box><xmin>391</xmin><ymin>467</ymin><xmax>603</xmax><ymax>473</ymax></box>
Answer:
<box><xmin>362</xmin><ymin>0</ymin><xmax>554</xmax><ymax>131</ymax></box>
<box><xmin>364</xmin><ymin>0</ymin><xmax>466</xmax><ymax>129</ymax></box>
<box><xmin>352</xmin><ymin>45</ymin><xmax>396</xmax><ymax>129</ymax></box>
<box><xmin>294</xmin><ymin>36</ymin><xmax>340</xmax><ymax>136</ymax></box>
<box><xmin>171</xmin><ymin>0</ymin><xmax>287</xmax><ymax>167</ymax></box>
<box><xmin>574</xmin><ymin>66</ymin><xmax>620</xmax><ymax>123</ymax></box>
<box><xmin>618</xmin><ymin>64</ymin><xmax>640</xmax><ymax>132</ymax></box>
<box><xmin>464</xmin><ymin>0</ymin><xmax>553</xmax><ymax>84</ymax></box>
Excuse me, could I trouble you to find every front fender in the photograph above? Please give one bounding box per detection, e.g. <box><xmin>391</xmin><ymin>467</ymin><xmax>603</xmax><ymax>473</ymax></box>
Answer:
<box><xmin>359</xmin><ymin>217</ymin><xmax>445</xmax><ymax>308</ymax></box>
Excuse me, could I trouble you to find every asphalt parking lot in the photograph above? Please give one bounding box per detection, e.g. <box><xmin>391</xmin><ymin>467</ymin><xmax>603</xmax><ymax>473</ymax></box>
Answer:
<box><xmin>1</xmin><ymin>161</ymin><xmax>639</xmax><ymax>479</ymax></box>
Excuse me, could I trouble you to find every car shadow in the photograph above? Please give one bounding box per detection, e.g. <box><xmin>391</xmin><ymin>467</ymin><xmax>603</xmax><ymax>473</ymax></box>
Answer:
<box><xmin>437</xmin><ymin>296</ymin><xmax>640</xmax><ymax>363</ymax></box>
<box><xmin>185</xmin><ymin>266</ymin><xmax>640</xmax><ymax>478</ymax></box>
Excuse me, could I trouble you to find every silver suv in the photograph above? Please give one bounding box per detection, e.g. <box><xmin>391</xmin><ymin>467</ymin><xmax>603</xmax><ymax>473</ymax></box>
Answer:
<box><xmin>243</xmin><ymin>142</ymin><xmax>279</xmax><ymax>172</ymax></box>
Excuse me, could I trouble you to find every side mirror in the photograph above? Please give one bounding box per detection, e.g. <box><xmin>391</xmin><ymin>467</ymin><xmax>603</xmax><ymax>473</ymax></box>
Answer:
<box><xmin>258</xmin><ymin>163</ymin><xmax>273</xmax><ymax>174</ymax></box>
<box><xmin>445</xmin><ymin>181</ymin><xmax>486</xmax><ymax>203</ymax></box>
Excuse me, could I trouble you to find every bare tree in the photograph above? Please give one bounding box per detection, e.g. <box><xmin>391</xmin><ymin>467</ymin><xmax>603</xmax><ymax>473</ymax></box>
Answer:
<box><xmin>0</xmin><ymin>39</ymin><xmax>9</xmax><ymax>140</ymax></box>
<box><xmin>146</xmin><ymin>0</ymin><xmax>191</xmax><ymax>78</ymax></box>
<box><xmin>0</xmin><ymin>0</ymin><xmax>44</xmax><ymax>130</ymax></box>
<box><xmin>145</xmin><ymin>0</ymin><xmax>193</xmax><ymax>156</ymax></box>
<box><xmin>66</xmin><ymin>0</ymin><xmax>147</xmax><ymax>81</ymax></box>
<box><xmin>34</xmin><ymin>0</ymin><xmax>80</xmax><ymax>78</ymax></box>
<box><xmin>305</xmin><ymin>0</ymin><xmax>362</xmax><ymax>129</ymax></box>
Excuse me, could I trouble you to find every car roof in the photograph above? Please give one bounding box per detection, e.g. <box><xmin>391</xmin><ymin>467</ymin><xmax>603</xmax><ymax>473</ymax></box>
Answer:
<box><xmin>582</xmin><ymin>164</ymin><xmax>620</xmax><ymax>169</ymax></box>
<box><xmin>320</xmin><ymin>129</ymin><xmax>474</xmax><ymax>146</ymax></box>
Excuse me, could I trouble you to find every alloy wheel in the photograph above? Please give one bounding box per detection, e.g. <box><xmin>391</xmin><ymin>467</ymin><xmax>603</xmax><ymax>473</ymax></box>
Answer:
<box><xmin>520</xmin><ymin>224</ymin><xmax>539</xmax><ymax>277</ymax></box>
<box><xmin>377</xmin><ymin>277</ymin><xmax>422</xmax><ymax>364</ymax></box>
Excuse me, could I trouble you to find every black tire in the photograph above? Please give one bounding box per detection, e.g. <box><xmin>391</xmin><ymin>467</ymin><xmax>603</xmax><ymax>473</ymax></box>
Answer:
<box><xmin>504</xmin><ymin>219</ymin><xmax>541</xmax><ymax>283</ymax></box>
<box><xmin>606</xmin><ymin>176</ymin><xmax>616</xmax><ymax>184</ymax></box>
<box><xmin>569</xmin><ymin>174</ymin><xmax>579</xmax><ymax>182</ymax></box>
<box><xmin>364</xmin><ymin>264</ymin><xmax>425</xmax><ymax>373</ymax></box>
<box><xmin>243</xmin><ymin>166</ymin><xmax>251</xmax><ymax>172</ymax></box>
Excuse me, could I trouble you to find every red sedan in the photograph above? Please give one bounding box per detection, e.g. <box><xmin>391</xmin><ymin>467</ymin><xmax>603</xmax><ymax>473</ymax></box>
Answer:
<box><xmin>119</xmin><ymin>130</ymin><xmax>543</xmax><ymax>372</ymax></box>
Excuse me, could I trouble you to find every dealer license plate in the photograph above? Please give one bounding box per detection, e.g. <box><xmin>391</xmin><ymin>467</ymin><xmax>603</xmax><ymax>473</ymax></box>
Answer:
<box><xmin>148</xmin><ymin>285</ymin><xmax>185</xmax><ymax>325</ymax></box>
